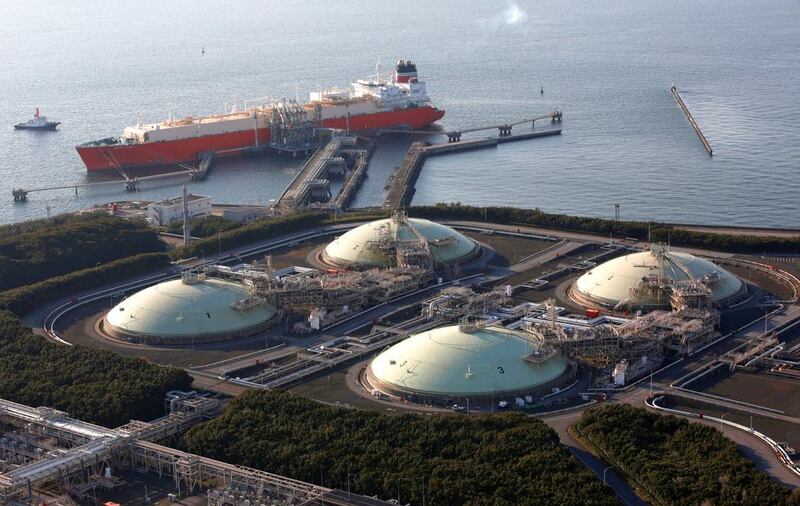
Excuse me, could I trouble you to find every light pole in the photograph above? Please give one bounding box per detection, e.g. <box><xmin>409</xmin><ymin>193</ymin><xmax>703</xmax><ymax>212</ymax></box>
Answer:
<box><xmin>347</xmin><ymin>463</ymin><xmax>351</xmax><ymax>500</ymax></box>
<box><xmin>720</xmin><ymin>412</ymin><xmax>730</xmax><ymax>431</ymax></box>
<box><xmin>602</xmin><ymin>466</ymin><xmax>611</xmax><ymax>485</ymax></box>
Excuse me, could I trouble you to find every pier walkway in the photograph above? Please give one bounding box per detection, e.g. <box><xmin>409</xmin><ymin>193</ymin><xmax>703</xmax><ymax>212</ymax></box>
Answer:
<box><xmin>12</xmin><ymin>153</ymin><xmax>216</xmax><ymax>202</ymax></box>
<box><xmin>375</xmin><ymin>110</ymin><xmax>562</xmax><ymax>142</ymax></box>
<box><xmin>384</xmin><ymin>128</ymin><xmax>561</xmax><ymax>211</ymax></box>
<box><xmin>671</xmin><ymin>85</ymin><xmax>713</xmax><ymax>156</ymax></box>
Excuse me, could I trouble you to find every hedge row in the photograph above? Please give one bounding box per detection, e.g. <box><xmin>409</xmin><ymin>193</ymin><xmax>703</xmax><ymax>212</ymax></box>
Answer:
<box><xmin>0</xmin><ymin>252</ymin><xmax>171</xmax><ymax>316</ymax></box>
<box><xmin>409</xmin><ymin>203</ymin><xmax>800</xmax><ymax>254</ymax></box>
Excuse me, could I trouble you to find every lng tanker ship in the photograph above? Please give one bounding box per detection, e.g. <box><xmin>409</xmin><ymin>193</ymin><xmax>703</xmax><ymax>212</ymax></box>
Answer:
<box><xmin>76</xmin><ymin>60</ymin><xmax>444</xmax><ymax>172</ymax></box>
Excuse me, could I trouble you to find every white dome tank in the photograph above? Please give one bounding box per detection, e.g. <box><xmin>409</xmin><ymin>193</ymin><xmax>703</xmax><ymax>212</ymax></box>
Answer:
<box><xmin>322</xmin><ymin>213</ymin><xmax>479</xmax><ymax>269</ymax></box>
<box><xmin>573</xmin><ymin>246</ymin><xmax>745</xmax><ymax>310</ymax></box>
<box><xmin>367</xmin><ymin>324</ymin><xmax>569</xmax><ymax>403</ymax></box>
<box><xmin>103</xmin><ymin>272</ymin><xmax>277</xmax><ymax>345</ymax></box>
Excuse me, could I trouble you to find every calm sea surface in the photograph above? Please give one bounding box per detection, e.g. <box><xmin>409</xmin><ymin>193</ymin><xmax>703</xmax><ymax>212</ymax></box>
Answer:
<box><xmin>1</xmin><ymin>0</ymin><xmax>798</xmax><ymax>226</ymax></box>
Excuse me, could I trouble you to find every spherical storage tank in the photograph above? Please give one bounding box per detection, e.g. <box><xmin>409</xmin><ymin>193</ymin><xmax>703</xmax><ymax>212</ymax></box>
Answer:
<box><xmin>572</xmin><ymin>246</ymin><xmax>745</xmax><ymax>311</ymax></box>
<box><xmin>322</xmin><ymin>213</ymin><xmax>479</xmax><ymax>269</ymax></box>
<box><xmin>367</xmin><ymin>324</ymin><xmax>570</xmax><ymax>404</ymax></box>
<box><xmin>103</xmin><ymin>272</ymin><xmax>278</xmax><ymax>345</ymax></box>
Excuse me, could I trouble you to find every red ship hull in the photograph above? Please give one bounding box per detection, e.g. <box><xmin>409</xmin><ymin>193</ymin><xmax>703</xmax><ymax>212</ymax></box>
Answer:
<box><xmin>77</xmin><ymin>106</ymin><xmax>444</xmax><ymax>172</ymax></box>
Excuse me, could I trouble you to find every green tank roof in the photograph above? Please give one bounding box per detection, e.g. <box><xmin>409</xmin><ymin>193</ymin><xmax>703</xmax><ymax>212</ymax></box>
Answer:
<box><xmin>105</xmin><ymin>277</ymin><xmax>276</xmax><ymax>339</ymax></box>
<box><xmin>323</xmin><ymin>215</ymin><xmax>477</xmax><ymax>268</ymax></box>
<box><xmin>369</xmin><ymin>325</ymin><xmax>567</xmax><ymax>396</ymax></box>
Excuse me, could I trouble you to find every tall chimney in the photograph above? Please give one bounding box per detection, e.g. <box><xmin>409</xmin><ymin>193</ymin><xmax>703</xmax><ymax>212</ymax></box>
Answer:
<box><xmin>182</xmin><ymin>185</ymin><xmax>190</xmax><ymax>245</ymax></box>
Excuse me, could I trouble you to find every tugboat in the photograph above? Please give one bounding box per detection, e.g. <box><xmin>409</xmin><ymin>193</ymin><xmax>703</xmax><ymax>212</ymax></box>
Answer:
<box><xmin>14</xmin><ymin>108</ymin><xmax>60</xmax><ymax>130</ymax></box>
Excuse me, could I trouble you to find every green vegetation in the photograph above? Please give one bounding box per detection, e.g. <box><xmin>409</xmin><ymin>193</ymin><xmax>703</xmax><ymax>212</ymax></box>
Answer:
<box><xmin>410</xmin><ymin>203</ymin><xmax>800</xmax><ymax>253</ymax></box>
<box><xmin>171</xmin><ymin>210</ymin><xmax>386</xmax><ymax>260</ymax></box>
<box><xmin>574</xmin><ymin>404</ymin><xmax>800</xmax><ymax>506</ymax></box>
<box><xmin>167</xmin><ymin>215</ymin><xmax>243</xmax><ymax>238</ymax></box>
<box><xmin>0</xmin><ymin>310</ymin><xmax>191</xmax><ymax>427</ymax></box>
<box><xmin>185</xmin><ymin>390</ymin><xmax>616</xmax><ymax>506</ymax></box>
<box><xmin>0</xmin><ymin>212</ymin><xmax>164</xmax><ymax>291</ymax></box>
<box><xmin>0</xmin><ymin>252</ymin><xmax>170</xmax><ymax>316</ymax></box>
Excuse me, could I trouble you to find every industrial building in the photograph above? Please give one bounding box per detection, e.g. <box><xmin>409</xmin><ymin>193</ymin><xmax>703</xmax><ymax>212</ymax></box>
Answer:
<box><xmin>147</xmin><ymin>193</ymin><xmax>211</xmax><ymax>226</ymax></box>
<box><xmin>102</xmin><ymin>271</ymin><xmax>279</xmax><ymax>345</ymax></box>
<box><xmin>365</xmin><ymin>322</ymin><xmax>572</xmax><ymax>406</ymax></box>
<box><xmin>321</xmin><ymin>212</ymin><xmax>480</xmax><ymax>270</ymax></box>
<box><xmin>570</xmin><ymin>244</ymin><xmax>746</xmax><ymax>311</ymax></box>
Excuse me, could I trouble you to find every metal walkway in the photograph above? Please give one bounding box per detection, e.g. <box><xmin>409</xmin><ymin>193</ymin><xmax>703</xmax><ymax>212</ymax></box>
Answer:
<box><xmin>0</xmin><ymin>397</ymin><xmax>387</xmax><ymax>505</ymax></box>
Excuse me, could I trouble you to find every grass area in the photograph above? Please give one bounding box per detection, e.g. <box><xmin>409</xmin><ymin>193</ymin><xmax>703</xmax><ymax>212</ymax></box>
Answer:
<box><xmin>663</xmin><ymin>395</ymin><xmax>800</xmax><ymax>453</ymax></box>
<box><xmin>694</xmin><ymin>370</ymin><xmax>800</xmax><ymax>418</ymax></box>
<box><xmin>264</xmin><ymin>235</ymin><xmax>332</xmax><ymax>269</ymax></box>
<box><xmin>726</xmin><ymin>260</ymin><xmax>796</xmax><ymax>300</ymax></box>
<box><xmin>290</xmin><ymin>368</ymin><xmax>397</xmax><ymax>412</ymax></box>
<box><xmin>462</xmin><ymin>230</ymin><xmax>553</xmax><ymax>267</ymax></box>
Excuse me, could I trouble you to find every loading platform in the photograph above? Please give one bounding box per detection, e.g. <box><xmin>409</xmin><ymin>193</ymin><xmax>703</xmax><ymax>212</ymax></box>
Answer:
<box><xmin>275</xmin><ymin>135</ymin><xmax>375</xmax><ymax>210</ymax></box>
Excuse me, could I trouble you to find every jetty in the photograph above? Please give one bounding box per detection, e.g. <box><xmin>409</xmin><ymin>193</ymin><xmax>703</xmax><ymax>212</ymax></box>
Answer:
<box><xmin>275</xmin><ymin>135</ymin><xmax>375</xmax><ymax>210</ymax></box>
<box><xmin>384</xmin><ymin>117</ymin><xmax>562</xmax><ymax>211</ymax></box>
<box><xmin>331</xmin><ymin>149</ymin><xmax>371</xmax><ymax>209</ymax></box>
<box><xmin>12</xmin><ymin>153</ymin><xmax>216</xmax><ymax>202</ymax></box>
<box><xmin>671</xmin><ymin>85</ymin><xmax>713</xmax><ymax>156</ymax></box>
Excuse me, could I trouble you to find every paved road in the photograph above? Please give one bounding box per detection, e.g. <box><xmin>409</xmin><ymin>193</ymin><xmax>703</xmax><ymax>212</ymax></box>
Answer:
<box><xmin>542</xmin><ymin>409</ymin><xmax>648</xmax><ymax>505</ymax></box>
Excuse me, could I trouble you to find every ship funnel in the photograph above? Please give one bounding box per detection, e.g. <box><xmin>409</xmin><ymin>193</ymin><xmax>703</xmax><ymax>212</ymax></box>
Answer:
<box><xmin>395</xmin><ymin>60</ymin><xmax>418</xmax><ymax>84</ymax></box>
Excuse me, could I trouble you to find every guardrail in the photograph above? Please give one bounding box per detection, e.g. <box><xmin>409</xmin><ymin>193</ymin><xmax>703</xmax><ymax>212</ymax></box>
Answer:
<box><xmin>646</xmin><ymin>395</ymin><xmax>800</xmax><ymax>479</ymax></box>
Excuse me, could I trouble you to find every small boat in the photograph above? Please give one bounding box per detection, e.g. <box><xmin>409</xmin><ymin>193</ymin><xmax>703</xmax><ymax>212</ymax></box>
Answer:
<box><xmin>14</xmin><ymin>108</ymin><xmax>60</xmax><ymax>131</ymax></box>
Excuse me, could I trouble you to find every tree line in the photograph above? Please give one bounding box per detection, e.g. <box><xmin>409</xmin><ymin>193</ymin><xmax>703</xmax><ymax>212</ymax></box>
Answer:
<box><xmin>167</xmin><ymin>215</ymin><xmax>244</xmax><ymax>238</ymax></box>
<box><xmin>408</xmin><ymin>203</ymin><xmax>800</xmax><ymax>254</ymax></box>
<box><xmin>0</xmin><ymin>310</ymin><xmax>192</xmax><ymax>427</ymax></box>
<box><xmin>574</xmin><ymin>404</ymin><xmax>800</xmax><ymax>505</ymax></box>
<box><xmin>185</xmin><ymin>390</ymin><xmax>617</xmax><ymax>506</ymax></box>
<box><xmin>0</xmin><ymin>212</ymin><xmax>165</xmax><ymax>291</ymax></box>
<box><xmin>0</xmin><ymin>252</ymin><xmax>171</xmax><ymax>316</ymax></box>
<box><xmin>170</xmin><ymin>210</ymin><xmax>387</xmax><ymax>260</ymax></box>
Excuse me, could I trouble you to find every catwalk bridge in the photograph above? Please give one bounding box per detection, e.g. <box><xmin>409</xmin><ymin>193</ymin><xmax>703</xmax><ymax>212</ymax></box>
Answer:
<box><xmin>376</xmin><ymin>110</ymin><xmax>562</xmax><ymax>142</ymax></box>
<box><xmin>12</xmin><ymin>152</ymin><xmax>214</xmax><ymax>202</ymax></box>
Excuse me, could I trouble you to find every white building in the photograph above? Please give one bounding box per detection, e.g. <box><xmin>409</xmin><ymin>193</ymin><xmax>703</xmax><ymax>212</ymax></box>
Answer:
<box><xmin>147</xmin><ymin>193</ymin><xmax>211</xmax><ymax>226</ymax></box>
